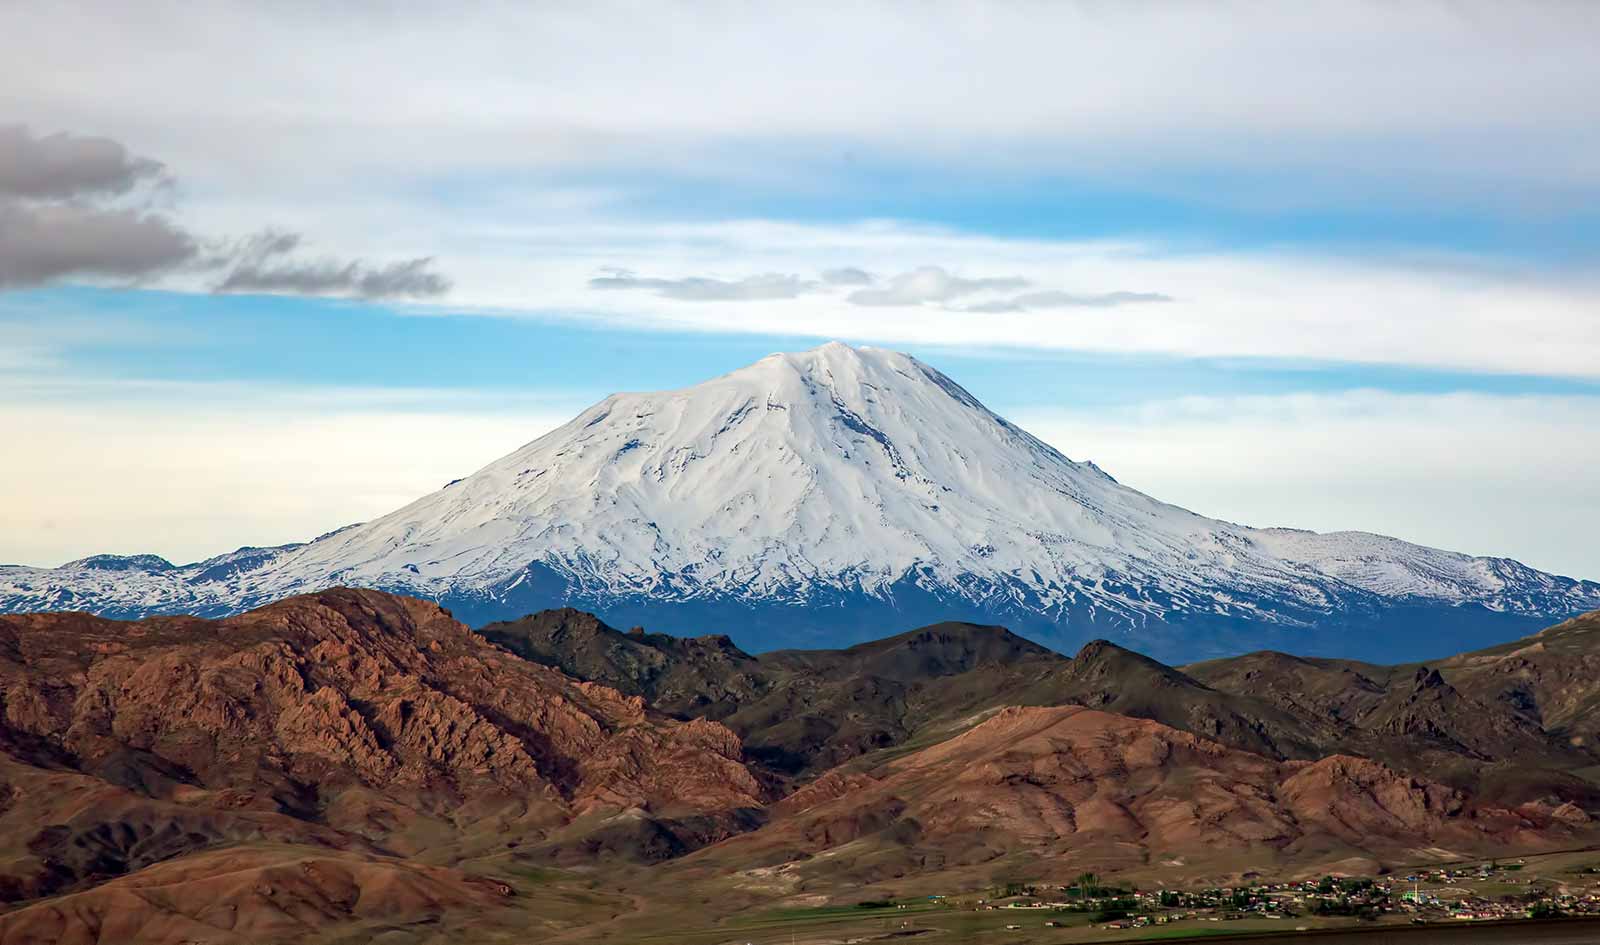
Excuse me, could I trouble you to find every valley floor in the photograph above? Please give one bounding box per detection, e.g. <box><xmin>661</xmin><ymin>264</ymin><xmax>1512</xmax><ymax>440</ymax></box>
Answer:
<box><xmin>412</xmin><ymin>843</ymin><xmax>1600</xmax><ymax>945</ymax></box>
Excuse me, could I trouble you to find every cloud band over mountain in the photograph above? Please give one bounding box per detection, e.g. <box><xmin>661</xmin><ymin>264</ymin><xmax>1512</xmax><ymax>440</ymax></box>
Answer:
<box><xmin>588</xmin><ymin>264</ymin><xmax>1165</xmax><ymax>312</ymax></box>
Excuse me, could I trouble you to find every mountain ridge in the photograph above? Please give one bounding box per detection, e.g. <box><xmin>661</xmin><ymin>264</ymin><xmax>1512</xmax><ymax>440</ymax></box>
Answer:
<box><xmin>483</xmin><ymin>604</ymin><xmax>1600</xmax><ymax>797</ymax></box>
<box><xmin>5</xmin><ymin>342</ymin><xmax>1597</xmax><ymax>661</ymax></box>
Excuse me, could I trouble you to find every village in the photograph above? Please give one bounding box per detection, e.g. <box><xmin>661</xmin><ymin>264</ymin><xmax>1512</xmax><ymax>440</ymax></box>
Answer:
<box><xmin>969</xmin><ymin>861</ymin><xmax>1600</xmax><ymax>932</ymax></box>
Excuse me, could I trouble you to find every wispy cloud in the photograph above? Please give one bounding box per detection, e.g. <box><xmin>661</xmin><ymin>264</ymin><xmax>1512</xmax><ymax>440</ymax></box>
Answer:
<box><xmin>215</xmin><ymin>231</ymin><xmax>449</xmax><ymax>299</ymax></box>
<box><xmin>588</xmin><ymin>269</ymin><xmax>815</xmax><ymax>301</ymax></box>
<box><xmin>583</xmin><ymin>263</ymin><xmax>1161</xmax><ymax>314</ymax></box>
<box><xmin>846</xmin><ymin>266</ymin><xmax>1027</xmax><ymax>306</ymax></box>
<box><xmin>964</xmin><ymin>290</ymin><xmax>1173</xmax><ymax>313</ymax></box>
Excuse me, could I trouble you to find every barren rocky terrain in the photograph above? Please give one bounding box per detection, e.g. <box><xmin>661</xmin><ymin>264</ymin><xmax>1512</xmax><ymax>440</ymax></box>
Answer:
<box><xmin>0</xmin><ymin>589</ymin><xmax>763</xmax><ymax>943</ymax></box>
<box><xmin>4</xmin><ymin>590</ymin><xmax>1600</xmax><ymax>943</ymax></box>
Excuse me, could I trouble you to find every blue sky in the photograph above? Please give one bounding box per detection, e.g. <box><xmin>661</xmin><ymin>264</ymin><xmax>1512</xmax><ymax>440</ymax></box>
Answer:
<box><xmin>2</xmin><ymin>2</ymin><xmax>1598</xmax><ymax>577</ymax></box>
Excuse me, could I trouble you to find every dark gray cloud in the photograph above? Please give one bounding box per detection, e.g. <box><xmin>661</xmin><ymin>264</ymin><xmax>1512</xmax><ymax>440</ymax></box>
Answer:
<box><xmin>846</xmin><ymin>266</ymin><xmax>1028</xmax><ymax>306</ymax></box>
<box><xmin>0</xmin><ymin>125</ymin><xmax>192</xmax><ymax>288</ymax></box>
<box><xmin>215</xmin><ymin>230</ymin><xmax>450</xmax><ymax>299</ymax></box>
<box><xmin>590</xmin><ymin>269</ymin><xmax>814</xmax><ymax>301</ymax></box>
<box><xmin>0</xmin><ymin>202</ymin><xmax>197</xmax><ymax>288</ymax></box>
<box><xmin>821</xmin><ymin>267</ymin><xmax>874</xmax><ymax>286</ymax></box>
<box><xmin>964</xmin><ymin>289</ymin><xmax>1174</xmax><ymax>313</ymax></box>
<box><xmin>0</xmin><ymin>126</ymin><xmax>453</xmax><ymax>299</ymax></box>
<box><xmin>0</xmin><ymin>125</ymin><xmax>166</xmax><ymax>199</ymax></box>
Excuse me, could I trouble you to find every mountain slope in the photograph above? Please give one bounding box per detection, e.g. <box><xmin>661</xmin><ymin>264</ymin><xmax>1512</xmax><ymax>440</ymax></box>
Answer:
<box><xmin>484</xmin><ymin>612</ymin><xmax>1063</xmax><ymax>776</ymax></box>
<box><xmin>5</xmin><ymin>342</ymin><xmax>1596</xmax><ymax>660</ymax></box>
<box><xmin>1434</xmin><ymin>610</ymin><xmax>1600</xmax><ymax>744</ymax></box>
<box><xmin>480</xmin><ymin>607</ymin><xmax>770</xmax><ymax>720</ymax></box>
<box><xmin>1190</xmin><ymin>608</ymin><xmax>1600</xmax><ymax>775</ymax></box>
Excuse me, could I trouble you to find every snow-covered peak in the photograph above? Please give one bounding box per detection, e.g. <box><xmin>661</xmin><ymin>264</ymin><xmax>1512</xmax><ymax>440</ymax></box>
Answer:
<box><xmin>3</xmin><ymin>342</ymin><xmax>1597</xmax><ymax>655</ymax></box>
<box><xmin>260</xmin><ymin>341</ymin><xmax>1149</xmax><ymax>603</ymax></box>
<box><xmin>246</xmin><ymin>341</ymin><xmax>1582</xmax><ymax>615</ymax></box>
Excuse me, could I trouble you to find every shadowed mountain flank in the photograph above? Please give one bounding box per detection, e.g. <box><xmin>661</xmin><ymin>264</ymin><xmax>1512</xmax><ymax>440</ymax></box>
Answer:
<box><xmin>484</xmin><ymin>608</ymin><xmax>1600</xmax><ymax>795</ymax></box>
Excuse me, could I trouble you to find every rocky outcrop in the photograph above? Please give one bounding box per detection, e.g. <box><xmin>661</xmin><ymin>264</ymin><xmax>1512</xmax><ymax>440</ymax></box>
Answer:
<box><xmin>0</xmin><ymin>589</ymin><xmax>762</xmax><ymax>812</ymax></box>
<box><xmin>1279</xmin><ymin>754</ymin><xmax>1466</xmax><ymax>842</ymax></box>
<box><xmin>0</xmin><ymin>588</ymin><xmax>765</xmax><ymax>941</ymax></box>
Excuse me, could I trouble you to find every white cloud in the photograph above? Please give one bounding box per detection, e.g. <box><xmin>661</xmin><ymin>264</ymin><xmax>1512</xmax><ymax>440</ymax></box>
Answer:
<box><xmin>1014</xmin><ymin>391</ymin><xmax>1600</xmax><ymax>580</ymax></box>
<box><xmin>5</xmin><ymin>3</ymin><xmax>1598</xmax><ymax>200</ymax></box>
<box><xmin>407</xmin><ymin>219</ymin><xmax>1600</xmax><ymax>379</ymax></box>
<box><xmin>4</xmin><ymin>7</ymin><xmax>1594</xmax><ymax>377</ymax></box>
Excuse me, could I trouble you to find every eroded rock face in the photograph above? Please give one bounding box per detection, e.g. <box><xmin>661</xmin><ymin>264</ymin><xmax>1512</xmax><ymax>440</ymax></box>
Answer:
<box><xmin>1</xmin><ymin>589</ymin><xmax>761</xmax><ymax>808</ymax></box>
<box><xmin>0</xmin><ymin>588</ymin><xmax>764</xmax><ymax>934</ymax></box>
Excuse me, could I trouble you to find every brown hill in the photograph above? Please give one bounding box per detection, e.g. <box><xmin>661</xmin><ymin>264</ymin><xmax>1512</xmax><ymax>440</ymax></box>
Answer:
<box><xmin>483</xmin><ymin>614</ymin><xmax>1067</xmax><ymax>775</ymax></box>
<box><xmin>486</xmin><ymin>609</ymin><xmax>1555</xmax><ymax>784</ymax></box>
<box><xmin>0</xmin><ymin>588</ymin><xmax>764</xmax><ymax>943</ymax></box>
<box><xmin>1031</xmin><ymin>638</ymin><xmax>1335</xmax><ymax>761</ymax></box>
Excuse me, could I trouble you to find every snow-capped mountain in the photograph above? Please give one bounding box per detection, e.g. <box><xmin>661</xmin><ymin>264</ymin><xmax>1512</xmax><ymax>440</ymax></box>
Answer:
<box><xmin>4</xmin><ymin>342</ymin><xmax>1597</xmax><ymax>660</ymax></box>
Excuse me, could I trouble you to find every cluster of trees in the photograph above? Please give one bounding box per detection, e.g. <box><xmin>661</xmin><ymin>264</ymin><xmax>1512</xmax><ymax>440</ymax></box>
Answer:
<box><xmin>1310</xmin><ymin>898</ymin><xmax>1380</xmax><ymax>921</ymax></box>
<box><xmin>1066</xmin><ymin>872</ymin><xmax>1126</xmax><ymax>900</ymax></box>
<box><xmin>1090</xmin><ymin>899</ymin><xmax>1140</xmax><ymax>923</ymax></box>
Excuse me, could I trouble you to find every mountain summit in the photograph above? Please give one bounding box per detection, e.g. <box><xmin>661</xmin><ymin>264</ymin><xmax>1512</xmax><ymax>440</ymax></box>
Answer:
<box><xmin>4</xmin><ymin>342</ymin><xmax>1597</xmax><ymax>659</ymax></box>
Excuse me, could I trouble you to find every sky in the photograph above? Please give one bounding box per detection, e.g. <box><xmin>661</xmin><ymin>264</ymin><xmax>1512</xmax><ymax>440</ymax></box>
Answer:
<box><xmin>1</xmin><ymin>2</ymin><xmax>1597</xmax><ymax>579</ymax></box>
